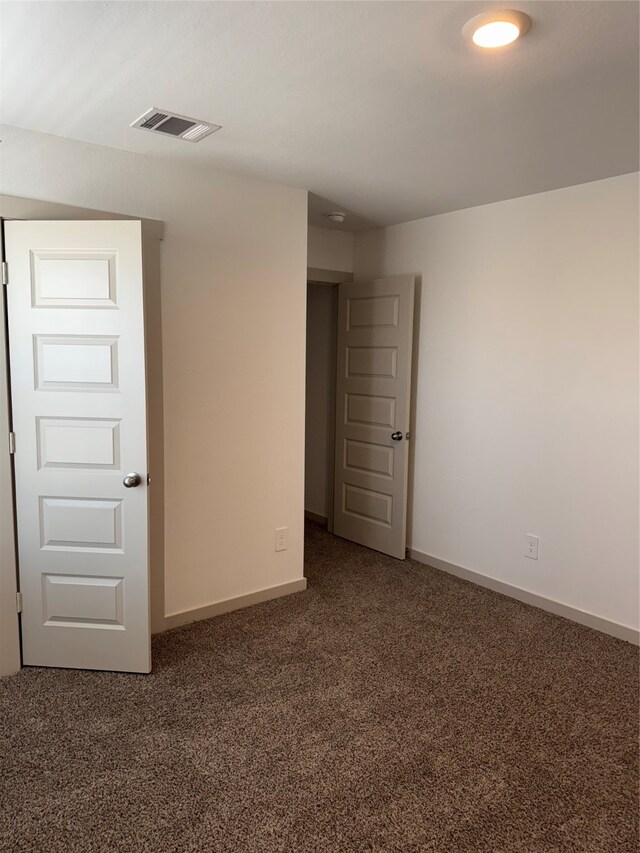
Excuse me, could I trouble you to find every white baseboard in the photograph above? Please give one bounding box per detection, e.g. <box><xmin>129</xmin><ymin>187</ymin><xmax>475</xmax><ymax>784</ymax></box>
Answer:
<box><xmin>304</xmin><ymin>510</ymin><xmax>328</xmax><ymax>526</ymax></box>
<box><xmin>162</xmin><ymin>578</ymin><xmax>307</xmax><ymax>632</ymax></box>
<box><xmin>409</xmin><ymin>549</ymin><xmax>639</xmax><ymax>646</ymax></box>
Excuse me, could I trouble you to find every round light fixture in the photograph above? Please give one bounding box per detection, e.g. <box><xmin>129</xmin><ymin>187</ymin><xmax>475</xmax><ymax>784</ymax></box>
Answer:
<box><xmin>326</xmin><ymin>212</ymin><xmax>346</xmax><ymax>223</ymax></box>
<box><xmin>462</xmin><ymin>10</ymin><xmax>531</xmax><ymax>48</ymax></box>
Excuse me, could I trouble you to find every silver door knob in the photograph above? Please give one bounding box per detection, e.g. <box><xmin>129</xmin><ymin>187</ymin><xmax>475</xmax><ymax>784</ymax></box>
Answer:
<box><xmin>391</xmin><ymin>431</ymin><xmax>404</xmax><ymax>441</ymax></box>
<box><xmin>123</xmin><ymin>473</ymin><xmax>142</xmax><ymax>488</ymax></box>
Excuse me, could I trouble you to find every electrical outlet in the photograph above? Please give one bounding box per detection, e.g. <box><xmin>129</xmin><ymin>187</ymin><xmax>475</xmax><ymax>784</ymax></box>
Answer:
<box><xmin>525</xmin><ymin>534</ymin><xmax>539</xmax><ymax>560</ymax></box>
<box><xmin>275</xmin><ymin>527</ymin><xmax>288</xmax><ymax>552</ymax></box>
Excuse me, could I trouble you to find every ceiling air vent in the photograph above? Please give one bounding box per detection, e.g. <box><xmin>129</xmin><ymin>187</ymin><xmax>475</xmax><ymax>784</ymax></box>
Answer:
<box><xmin>130</xmin><ymin>108</ymin><xmax>221</xmax><ymax>143</ymax></box>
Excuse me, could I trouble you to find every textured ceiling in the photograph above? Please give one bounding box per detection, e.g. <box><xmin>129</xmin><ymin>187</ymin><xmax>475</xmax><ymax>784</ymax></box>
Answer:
<box><xmin>1</xmin><ymin>1</ymin><xmax>638</xmax><ymax>230</ymax></box>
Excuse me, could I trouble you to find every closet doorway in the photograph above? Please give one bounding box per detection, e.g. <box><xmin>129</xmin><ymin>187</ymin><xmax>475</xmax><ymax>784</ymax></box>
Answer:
<box><xmin>304</xmin><ymin>273</ymin><xmax>416</xmax><ymax>559</ymax></box>
<box><xmin>304</xmin><ymin>279</ymin><xmax>339</xmax><ymax>531</ymax></box>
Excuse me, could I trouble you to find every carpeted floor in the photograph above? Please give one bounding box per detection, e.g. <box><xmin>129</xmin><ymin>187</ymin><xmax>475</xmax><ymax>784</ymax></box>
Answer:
<box><xmin>1</xmin><ymin>522</ymin><xmax>638</xmax><ymax>852</ymax></box>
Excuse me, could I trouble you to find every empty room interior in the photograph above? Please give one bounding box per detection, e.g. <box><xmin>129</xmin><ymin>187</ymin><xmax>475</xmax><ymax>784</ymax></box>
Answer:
<box><xmin>0</xmin><ymin>1</ymin><xmax>638</xmax><ymax>851</ymax></box>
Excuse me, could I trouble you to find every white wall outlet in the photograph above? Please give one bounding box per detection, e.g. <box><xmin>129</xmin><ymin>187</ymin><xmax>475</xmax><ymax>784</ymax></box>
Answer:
<box><xmin>525</xmin><ymin>534</ymin><xmax>539</xmax><ymax>560</ymax></box>
<box><xmin>275</xmin><ymin>527</ymin><xmax>288</xmax><ymax>552</ymax></box>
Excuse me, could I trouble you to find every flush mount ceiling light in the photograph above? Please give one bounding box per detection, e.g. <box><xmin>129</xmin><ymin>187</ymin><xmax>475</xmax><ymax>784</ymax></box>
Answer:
<box><xmin>130</xmin><ymin>108</ymin><xmax>221</xmax><ymax>142</ymax></box>
<box><xmin>462</xmin><ymin>10</ymin><xmax>531</xmax><ymax>48</ymax></box>
<box><xmin>326</xmin><ymin>212</ymin><xmax>346</xmax><ymax>223</ymax></box>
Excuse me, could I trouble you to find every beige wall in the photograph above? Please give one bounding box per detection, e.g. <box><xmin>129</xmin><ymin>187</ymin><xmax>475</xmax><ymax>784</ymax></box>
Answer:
<box><xmin>308</xmin><ymin>226</ymin><xmax>354</xmax><ymax>273</ymax></box>
<box><xmin>1</xmin><ymin>125</ymin><xmax>308</xmax><ymax>625</ymax></box>
<box><xmin>354</xmin><ymin>173</ymin><xmax>640</xmax><ymax>632</ymax></box>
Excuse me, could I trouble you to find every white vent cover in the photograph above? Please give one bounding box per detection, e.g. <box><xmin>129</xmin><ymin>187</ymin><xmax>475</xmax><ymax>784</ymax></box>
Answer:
<box><xmin>130</xmin><ymin>108</ymin><xmax>221</xmax><ymax>143</ymax></box>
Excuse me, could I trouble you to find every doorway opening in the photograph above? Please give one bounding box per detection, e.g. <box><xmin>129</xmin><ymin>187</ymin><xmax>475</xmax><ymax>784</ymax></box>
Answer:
<box><xmin>304</xmin><ymin>280</ymin><xmax>338</xmax><ymax>532</ymax></box>
<box><xmin>304</xmin><ymin>272</ymin><xmax>416</xmax><ymax>560</ymax></box>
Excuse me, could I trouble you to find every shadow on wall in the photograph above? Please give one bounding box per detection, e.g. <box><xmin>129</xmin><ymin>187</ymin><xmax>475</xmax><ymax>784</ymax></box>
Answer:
<box><xmin>143</xmin><ymin>234</ymin><xmax>166</xmax><ymax>634</ymax></box>
<box><xmin>406</xmin><ymin>274</ymin><xmax>422</xmax><ymax>552</ymax></box>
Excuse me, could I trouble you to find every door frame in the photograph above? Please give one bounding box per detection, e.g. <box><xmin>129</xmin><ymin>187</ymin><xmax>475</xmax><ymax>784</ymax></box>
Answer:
<box><xmin>305</xmin><ymin>268</ymin><xmax>353</xmax><ymax>533</ymax></box>
<box><xmin>0</xmin><ymin>195</ymin><xmax>163</xmax><ymax>678</ymax></box>
<box><xmin>331</xmin><ymin>275</ymin><xmax>416</xmax><ymax>558</ymax></box>
<box><xmin>305</xmin><ymin>269</ymin><xmax>421</xmax><ymax>556</ymax></box>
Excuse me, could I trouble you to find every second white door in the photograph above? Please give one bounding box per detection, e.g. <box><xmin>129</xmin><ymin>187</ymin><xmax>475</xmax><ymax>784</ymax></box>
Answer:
<box><xmin>333</xmin><ymin>275</ymin><xmax>415</xmax><ymax>559</ymax></box>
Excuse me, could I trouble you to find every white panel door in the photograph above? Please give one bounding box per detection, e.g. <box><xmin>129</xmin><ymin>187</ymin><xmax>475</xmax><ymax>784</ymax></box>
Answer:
<box><xmin>6</xmin><ymin>221</ymin><xmax>150</xmax><ymax>672</ymax></box>
<box><xmin>333</xmin><ymin>276</ymin><xmax>415</xmax><ymax>559</ymax></box>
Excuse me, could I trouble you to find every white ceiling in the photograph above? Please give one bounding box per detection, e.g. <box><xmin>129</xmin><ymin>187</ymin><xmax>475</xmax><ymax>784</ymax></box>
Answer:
<box><xmin>1</xmin><ymin>1</ymin><xmax>638</xmax><ymax>230</ymax></box>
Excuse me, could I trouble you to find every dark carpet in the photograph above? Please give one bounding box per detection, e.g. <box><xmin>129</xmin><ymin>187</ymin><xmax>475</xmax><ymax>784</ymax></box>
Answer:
<box><xmin>1</xmin><ymin>522</ymin><xmax>638</xmax><ymax>852</ymax></box>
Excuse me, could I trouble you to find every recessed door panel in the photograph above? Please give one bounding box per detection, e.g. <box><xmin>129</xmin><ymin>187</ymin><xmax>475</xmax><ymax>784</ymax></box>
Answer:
<box><xmin>39</xmin><ymin>497</ymin><xmax>123</xmax><ymax>552</ymax></box>
<box><xmin>347</xmin><ymin>295</ymin><xmax>399</xmax><ymax>329</ymax></box>
<box><xmin>346</xmin><ymin>393</ymin><xmax>396</xmax><ymax>428</ymax></box>
<box><xmin>343</xmin><ymin>484</ymin><xmax>392</xmax><ymax>527</ymax></box>
<box><xmin>347</xmin><ymin>346</ymin><xmax>397</xmax><ymax>379</ymax></box>
<box><xmin>6</xmin><ymin>220</ymin><xmax>150</xmax><ymax>672</ymax></box>
<box><xmin>42</xmin><ymin>575</ymin><xmax>124</xmax><ymax>628</ymax></box>
<box><xmin>34</xmin><ymin>335</ymin><xmax>118</xmax><ymax>390</ymax></box>
<box><xmin>345</xmin><ymin>439</ymin><xmax>394</xmax><ymax>478</ymax></box>
<box><xmin>37</xmin><ymin>417</ymin><xmax>121</xmax><ymax>470</ymax></box>
<box><xmin>32</xmin><ymin>251</ymin><xmax>117</xmax><ymax>308</ymax></box>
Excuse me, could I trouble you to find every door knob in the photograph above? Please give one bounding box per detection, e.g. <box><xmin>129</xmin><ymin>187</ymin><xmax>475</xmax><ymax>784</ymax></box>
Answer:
<box><xmin>123</xmin><ymin>472</ymin><xmax>142</xmax><ymax>488</ymax></box>
<box><xmin>391</xmin><ymin>431</ymin><xmax>404</xmax><ymax>441</ymax></box>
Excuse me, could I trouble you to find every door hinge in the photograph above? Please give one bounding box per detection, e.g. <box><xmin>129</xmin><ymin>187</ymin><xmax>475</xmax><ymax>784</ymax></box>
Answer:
<box><xmin>1</xmin><ymin>262</ymin><xmax>8</xmax><ymax>286</ymax></box>
<box><xmin>8</xmin><ymin>432</ymin><xmax>16</xmax><ymax>454</ymax></box>
<box><xmin>16</xmin><ymin>592</ymin><xmax>23</xmax><ymax>613</ymax></box>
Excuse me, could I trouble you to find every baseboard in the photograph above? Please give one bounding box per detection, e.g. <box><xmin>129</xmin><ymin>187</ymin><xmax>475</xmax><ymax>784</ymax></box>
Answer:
<box><xmin>409</xmin><ymin>549</ymin><xmax>639</xmax><ymax>646</ymax></box>
<box><xmin>304</xmin><ymin>510</ymin><xmax>328</xmax><ymax>526</ymax></box>
<box><xmin>162</xmin><ymin>578</ymin><xmax>308</xmax><ymax>632</ymax></box>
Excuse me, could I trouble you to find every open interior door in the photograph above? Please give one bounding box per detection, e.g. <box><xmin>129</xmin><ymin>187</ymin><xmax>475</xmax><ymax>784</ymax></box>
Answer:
<box><xmin>5</xmin><ymin>220</ymin><xmax>150</xmax><ymax>672</ymax></box>
<box><xmin>333</xmin><ymin>275</ymin><xmax>415</xmax><ymax>559</ymax></box>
